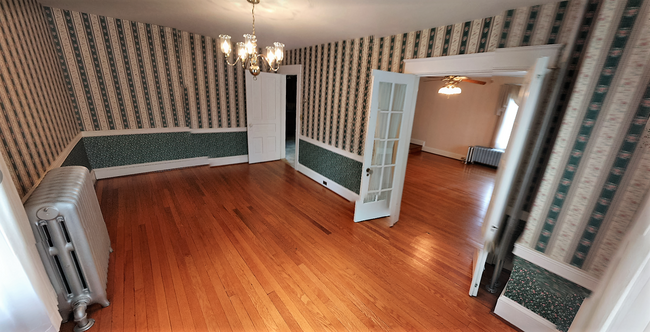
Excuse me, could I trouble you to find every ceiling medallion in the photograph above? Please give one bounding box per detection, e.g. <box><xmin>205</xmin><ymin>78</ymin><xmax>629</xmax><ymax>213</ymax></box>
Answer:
<box><xmin>219</xmin><ymin>0</ymin><xmax>284</xmax><ymax>78</ymax></box>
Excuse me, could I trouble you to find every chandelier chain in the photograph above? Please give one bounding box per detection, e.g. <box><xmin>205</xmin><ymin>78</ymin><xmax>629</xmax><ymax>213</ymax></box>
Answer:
<box><xmin>252</xmin><ymin>3</ymin><xmax>256</xmax><ymax>36</ymax></box>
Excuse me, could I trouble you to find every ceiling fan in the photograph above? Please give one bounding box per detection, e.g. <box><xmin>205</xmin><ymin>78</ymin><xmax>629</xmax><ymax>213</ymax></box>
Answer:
<box><xmin>425</xmin><ymin>76</ymin><xmax>487</xmax><ymax>95</ymax></box>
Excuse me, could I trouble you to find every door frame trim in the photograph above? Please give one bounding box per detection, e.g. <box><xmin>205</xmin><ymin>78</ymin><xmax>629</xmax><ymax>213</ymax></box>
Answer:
<box><xmin>278</xmin><ymin>65</ymin><xmax>303</xmax><ymax>169</ymax></box>
<box><xmin>403</xmin><ymin>44</ymin><xmax>562</xmax><ymax>77</ymax></box>
<box><xmin>402</xmin><ymin>45</ymin><xmax>560</xmax><ymax>298</ymax></box>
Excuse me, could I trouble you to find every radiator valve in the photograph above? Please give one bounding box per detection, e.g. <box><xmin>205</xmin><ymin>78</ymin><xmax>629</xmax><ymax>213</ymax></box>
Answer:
<box><xmin>73</xmin><ymin>301</ymin><xmax>95</xmax><ymax>332</ymax></box>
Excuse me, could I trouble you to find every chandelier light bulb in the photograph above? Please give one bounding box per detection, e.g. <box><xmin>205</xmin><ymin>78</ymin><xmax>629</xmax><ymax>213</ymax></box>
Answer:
<box><xmin>266</xmin><ymin>46</ymin><xmax>276</xmax><ymax>64</ymax></box>
<box><xmin>219</xmin><ymin>35</ymin><xmax>232</xmax><ymax>55</ymax></box>
<box><xmin>236</xmin><ymin>42</ymin><xmax>247</xmax><ymax>60</ymax></box>
<box><xmin>274</xmin><ymin>42</ymin><xmax>284</xmax><ymax>61</ymax></box>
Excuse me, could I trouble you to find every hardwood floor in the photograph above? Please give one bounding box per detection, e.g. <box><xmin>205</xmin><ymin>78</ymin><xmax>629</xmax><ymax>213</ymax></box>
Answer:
<box><xmin>61</xmin><ymin>152</ymin><xmax>515</xmax><ymax>332</ymax></box>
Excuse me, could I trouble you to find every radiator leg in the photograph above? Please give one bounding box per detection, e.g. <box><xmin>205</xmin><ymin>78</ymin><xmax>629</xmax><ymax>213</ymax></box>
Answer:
<box><xmin>73</xmin><ymin>301</ymin><xmax>95</xmax><ymax>332</ymax></box>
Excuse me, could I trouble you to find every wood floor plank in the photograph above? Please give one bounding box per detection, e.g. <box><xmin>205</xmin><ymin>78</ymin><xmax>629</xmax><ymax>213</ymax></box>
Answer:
<box><xmin>60</xmin><ymin>152</ymin><xmax>516</xmax><ymax>332</ymax></box>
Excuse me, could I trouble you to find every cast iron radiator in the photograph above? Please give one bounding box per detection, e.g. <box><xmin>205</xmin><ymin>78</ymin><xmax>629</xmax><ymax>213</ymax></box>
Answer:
<box><xmin>24</xmin><ymin>166</ymin><xmax>111</xmax><ymax>332</ymax></box>
<box><xmin>465</xmin><ymin>146</ymin><xmax>504</xmax><ymax>167</ymax></box>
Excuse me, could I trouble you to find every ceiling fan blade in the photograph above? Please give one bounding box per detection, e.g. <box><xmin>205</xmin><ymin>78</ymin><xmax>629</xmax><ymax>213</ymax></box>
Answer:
<box><xmin>462</xmin><ymin>78</ymin><xmax>487</xmax><ymax>85</ymax></box>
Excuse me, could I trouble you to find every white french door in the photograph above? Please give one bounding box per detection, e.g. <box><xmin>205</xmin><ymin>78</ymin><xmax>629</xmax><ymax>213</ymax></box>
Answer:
<box><xmin>354</xmin><ymin>70</ymin><xmax>420</xmax><ymax>226</ymax></box>
<box><xmin>245</xmin><ymin>71</ymin><xmax>286</xmax><ymax>164</ymax></box>
<box><xmin>469</xmin><ymin>56</ymin><xmax>549</xmax><ymax>296</ymax></box>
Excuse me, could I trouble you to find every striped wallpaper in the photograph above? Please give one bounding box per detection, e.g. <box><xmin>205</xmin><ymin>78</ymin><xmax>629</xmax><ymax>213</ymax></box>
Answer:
<box><xmin>0</xmin><ymin>0</ymin><xmax>79</xmax><ymax>198</ymax></box>
<box><xmin>285</xmin><ymin>0</ymin><xmax>579</xmax><ymax>156</ymax></box>
<box><xmin>44</xmin><ymin>7</ymin><xmax>247</xmax><ymax>131</ymax></box>
<box><xmin>520</xmin><ymin>0</ymin><xmax>650</xmax><ymax>277</ymax></box>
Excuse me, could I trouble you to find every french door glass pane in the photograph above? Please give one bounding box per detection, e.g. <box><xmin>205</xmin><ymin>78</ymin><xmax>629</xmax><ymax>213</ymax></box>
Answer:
<box><xmin>375</xmin><ymin>112</ymin><xmax>389</xmax><ymax>139</ymax></box>
<box><xmin>381</xmin><ymin>166</ymin><xmax>395</xmax><ymax>190</ymax></box>
<box><xmin>364</xmin><ymin>192</ymin><xmax>379</xmax><ymax>203</ymax></box>
<box><xmin>368</xmin><ymin>167</ymin><xmax>383</xmax><ymax>191</ymax></box>
<box><xmin>385</xmin><ymin>140</ymin><xmax>398</xmax><ymax>165</ymax></box>
<box><xmin>378</xmin><ymin>191</ymin><xmax>391</xmax><ymax>202</ymax></box>
<box><xmin>371</xmin><ymin>140</ymin><xmax>386</xmax><ymax>166</ymax></box>
<box><xmin>392</xmin><ymin>84</ymin><xmax>407</xmax><ymax>112</ymax></box>
<box><xmin>388</xmin><ymin>113</ymin><xmax>402</xmax><ymax>139</ymax></box>
<box><xmin>378</xmin><ymin>82</ymin><xmax>393</xmax><ymax>112</ymax></box>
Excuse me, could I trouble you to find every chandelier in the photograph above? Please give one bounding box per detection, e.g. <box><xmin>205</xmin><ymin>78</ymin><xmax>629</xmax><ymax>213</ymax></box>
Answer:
<box><xmin>219</xmin><ymin>0</ymin><xmax>284</xmax><ymax>78</ymax></box>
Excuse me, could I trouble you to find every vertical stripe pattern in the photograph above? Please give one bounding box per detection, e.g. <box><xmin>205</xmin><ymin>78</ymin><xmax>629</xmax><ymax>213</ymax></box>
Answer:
<box><xmin>1</xmin><ymin>0</ymin><xmax>79</xmax><ymax>198</ymax></box>
<box><xmin>534</xmin><ymin>0</ymin><xmax>641</xmax><ymax>253</ymax></box>
<box><xmin>287</xmin><ymin>0</ymin><xmax>574</xmax><ymax>155</ymax></box>
<box><xmin>46</xmin><ymin>7</ymin><xmax>246</xmax><ymax>130</ymax></box>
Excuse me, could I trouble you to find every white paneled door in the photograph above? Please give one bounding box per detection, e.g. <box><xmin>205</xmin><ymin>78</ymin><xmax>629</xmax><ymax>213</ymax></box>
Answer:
<box><xmin>245</xmin><ymin>72</ymin><xmax>286</xmax><ymax>164</ymax></box>
<box><xmin>469</xmin><ymin>57</ymin><xmax>549</xmax><ymax>297</ymax></box>
<box><xmin>354</xmin><ymin>70</ymin><xmax>420</xmax><ymax>226</ymax></box>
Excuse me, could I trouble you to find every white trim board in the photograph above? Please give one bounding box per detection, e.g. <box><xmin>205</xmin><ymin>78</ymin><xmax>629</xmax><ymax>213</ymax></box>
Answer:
<box><xmin>296</xmin><ymin>163</ymin><xmax>359</xmax><ymax>202</ymax></box>
<box><xmin>82</xmin><ymin>127</ymin><xmax>190</xmax><ymax>137</ymax></box>
<box><xmin>513</xmin><ymin>243</ymin><xmax>599</xmax><ymax>291</ymax></box>
<box><xmin>299</xmin><ymin>135</ymin><xmax>364</xmax><ymax>162</ymax></box>
<box><xmin>94</xmin><ymin>157</ymin><xmax>209</xmax><ymax>180</ymax></box>
<box><xmin>82</xmin><ymin>127</ymin><xmax>247</xmax><ymax>137</ymax></box>
<box><xmin>494</xmin><ymin>293</ymin><xmax>559</xmax><ymax>332</ymax></box>
<box><xmin>410</xmin><ymin>138</ymin><xmax>425</xmax><ymax>146</ymax></box>
<box><xmin>21</xmin><ymin>133</ymin><xmax>83</xmax><ymax>202</ymax></box>
<box><xmin>191</xmin><ymin>127</ymin><xmax>247</xmax><ymax>133</ymax></box>
<box><xmin>421</xmin><ymin>146</ymin><xmax>465</xmax><ymax>160</ymax></box>
<box><xmin>209</xmin><ymin>155</ymin><xmax>248</xmax><ymax>167</ymax></box>
<box><xmin>403</xmin><ymin>44</ymin><xmax>562</xmax><ymax>77</ymax></box>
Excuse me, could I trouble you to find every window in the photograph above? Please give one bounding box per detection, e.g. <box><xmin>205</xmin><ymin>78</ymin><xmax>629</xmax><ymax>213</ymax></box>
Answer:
<box><xmin>494</xmin><ymin>98</ymin><xmax>519</xmax><ymax>150</ymax></box>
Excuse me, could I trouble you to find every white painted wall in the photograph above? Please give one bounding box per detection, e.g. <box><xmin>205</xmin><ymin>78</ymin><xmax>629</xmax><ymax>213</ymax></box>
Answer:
<box><xmin>411</xmin><ymin>76</ymin><xmax>523</xmax><ymax>160</ymax></box>
<box><xmin>0</xmin><ymin>153</ymin><xmax>60</xmax><ymax>332</ymax></box>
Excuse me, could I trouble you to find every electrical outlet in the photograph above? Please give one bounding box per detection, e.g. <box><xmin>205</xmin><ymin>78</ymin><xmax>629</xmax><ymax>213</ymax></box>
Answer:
<box><xmin>323</xmin><ymin>180</ymin><xmax>327</xmax><ymax>186</ymax></box>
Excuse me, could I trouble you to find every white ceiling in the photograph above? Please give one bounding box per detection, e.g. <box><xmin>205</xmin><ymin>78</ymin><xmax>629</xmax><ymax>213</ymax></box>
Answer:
<box><xmin>37</xmin><ymin>0</ymin><xmax>560</xmax><ymax>50</ymax></box>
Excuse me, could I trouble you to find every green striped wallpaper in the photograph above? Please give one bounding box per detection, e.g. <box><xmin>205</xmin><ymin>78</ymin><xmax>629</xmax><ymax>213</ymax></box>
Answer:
<box><xmin>44</xmin><ymin>7</ymin><xmax>247</xmax><ymax>132</ymax></box>
<box><xmin>519</xmin><ymin>0</ymin><xmax>650</xmax><ymax>278</ymax></box>
<box><xmin>0</xmin><ymin>0</ymin><xmax>79</xmax><ymax>198</ymax></box>
<box><xmin>285</xmin><ymin>0</ymin><xmax>577</xmax><ymax>156</ymax></box>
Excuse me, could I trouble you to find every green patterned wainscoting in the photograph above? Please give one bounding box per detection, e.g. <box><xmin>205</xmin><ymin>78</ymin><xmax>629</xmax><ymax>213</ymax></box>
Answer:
<box><xmin>503</xmin><ymin>256</ymin><xmax>591</xmax><ymax>332</ymax></box>
<box><xmin>299</xmin><ymin>140</ymin><xmax>362</xmax><ymax>194</ymax></box>
<box><xmin>61</xmin><ymin>139</ymin><xmax>92</xmax><ymax>170</ymax></box>
<box><xmin>83</xmin><ymin>132</ymin><xmax>248</xmax><ymax>169</ymax></box>
<box><xmin>190</xmin><ymin>132</ymin><xmax>247</xmax><ymax>158</ymax></box>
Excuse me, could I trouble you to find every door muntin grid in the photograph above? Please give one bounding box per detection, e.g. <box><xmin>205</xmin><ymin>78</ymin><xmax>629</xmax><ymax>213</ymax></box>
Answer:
<box><xmin>364</xmin><ymin>82</ymin><xmax>406</xmax><ymax>204</ymax></box>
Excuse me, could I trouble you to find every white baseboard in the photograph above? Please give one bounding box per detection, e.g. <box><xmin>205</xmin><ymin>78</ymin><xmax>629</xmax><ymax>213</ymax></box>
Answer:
<box><xmin>209</xmin><ymin>155</ymin><xmax>248</xmax><ymax>167</ymax></box>
<box><xmin>495</xmin><ymin>294</ymin><xmax>558</xmax><ymax>332</ymax></box>
<box><xmin>421</xmin><ymin>146</ymin><xmax>465</xmax><ymax>160</ymax></box>
<box><xmin>296</xmin><ymin>163</ymin><xmax>359</xmax><ymax>202</ymax></box>
<box><xmin>410</xmin><ymin>138</ymin><xmax>425</xmax><ymax>146</ymax></box>
<box><xmin>94</xmin><ymin>157</ymin><xmax>209</xmax><ymax>179</ymax></box>
<box><xmin>513</xmin><ymin>244</ymin><xmax>599</xmax><ymax>291</ymax></box>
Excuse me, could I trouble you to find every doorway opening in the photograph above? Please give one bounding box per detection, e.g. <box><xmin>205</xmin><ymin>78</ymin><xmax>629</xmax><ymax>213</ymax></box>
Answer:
<box><xmin>284</xmin><ymin>75</ymin><xmax>297</xmax><ymax>168</ymax></box>
<box><xmin>401</xmin><ymin>50</ymin><xmax>555</xmax><ymax>302</ymax></box>
<box><xmin>404</xmin><ymin>74</ymin><xmax>524</xmax><ymax>307</ymax></box>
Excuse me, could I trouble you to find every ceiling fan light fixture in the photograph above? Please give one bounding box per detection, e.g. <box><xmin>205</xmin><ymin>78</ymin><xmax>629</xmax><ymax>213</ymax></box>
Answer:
<box><xmin>218</xmin><ymin>0</ymin><xmax>284</xmax><ymax>78</ymax></box>
<box><xmin>438</xmin><ymin>84</ymin><xmax>461</xmax><ymax>95</ymax></box>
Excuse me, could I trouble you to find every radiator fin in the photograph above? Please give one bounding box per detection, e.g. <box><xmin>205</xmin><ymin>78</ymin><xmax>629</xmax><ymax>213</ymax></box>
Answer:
<box><xmin>466</xmin><ymin>146</ymin><xmax>504</xmax><ymax>168</ymax></box>
<box><xmin>24</xmin><ymin>166</ymin><xmax>111</xmax><ymax>323</ymax></box>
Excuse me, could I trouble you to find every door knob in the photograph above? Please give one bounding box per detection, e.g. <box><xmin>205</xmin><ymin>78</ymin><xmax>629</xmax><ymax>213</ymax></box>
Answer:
<box><xmin>366</xmin><ymin>168</ymin><xmax>373</xmax><ymax>176</ymax></box>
